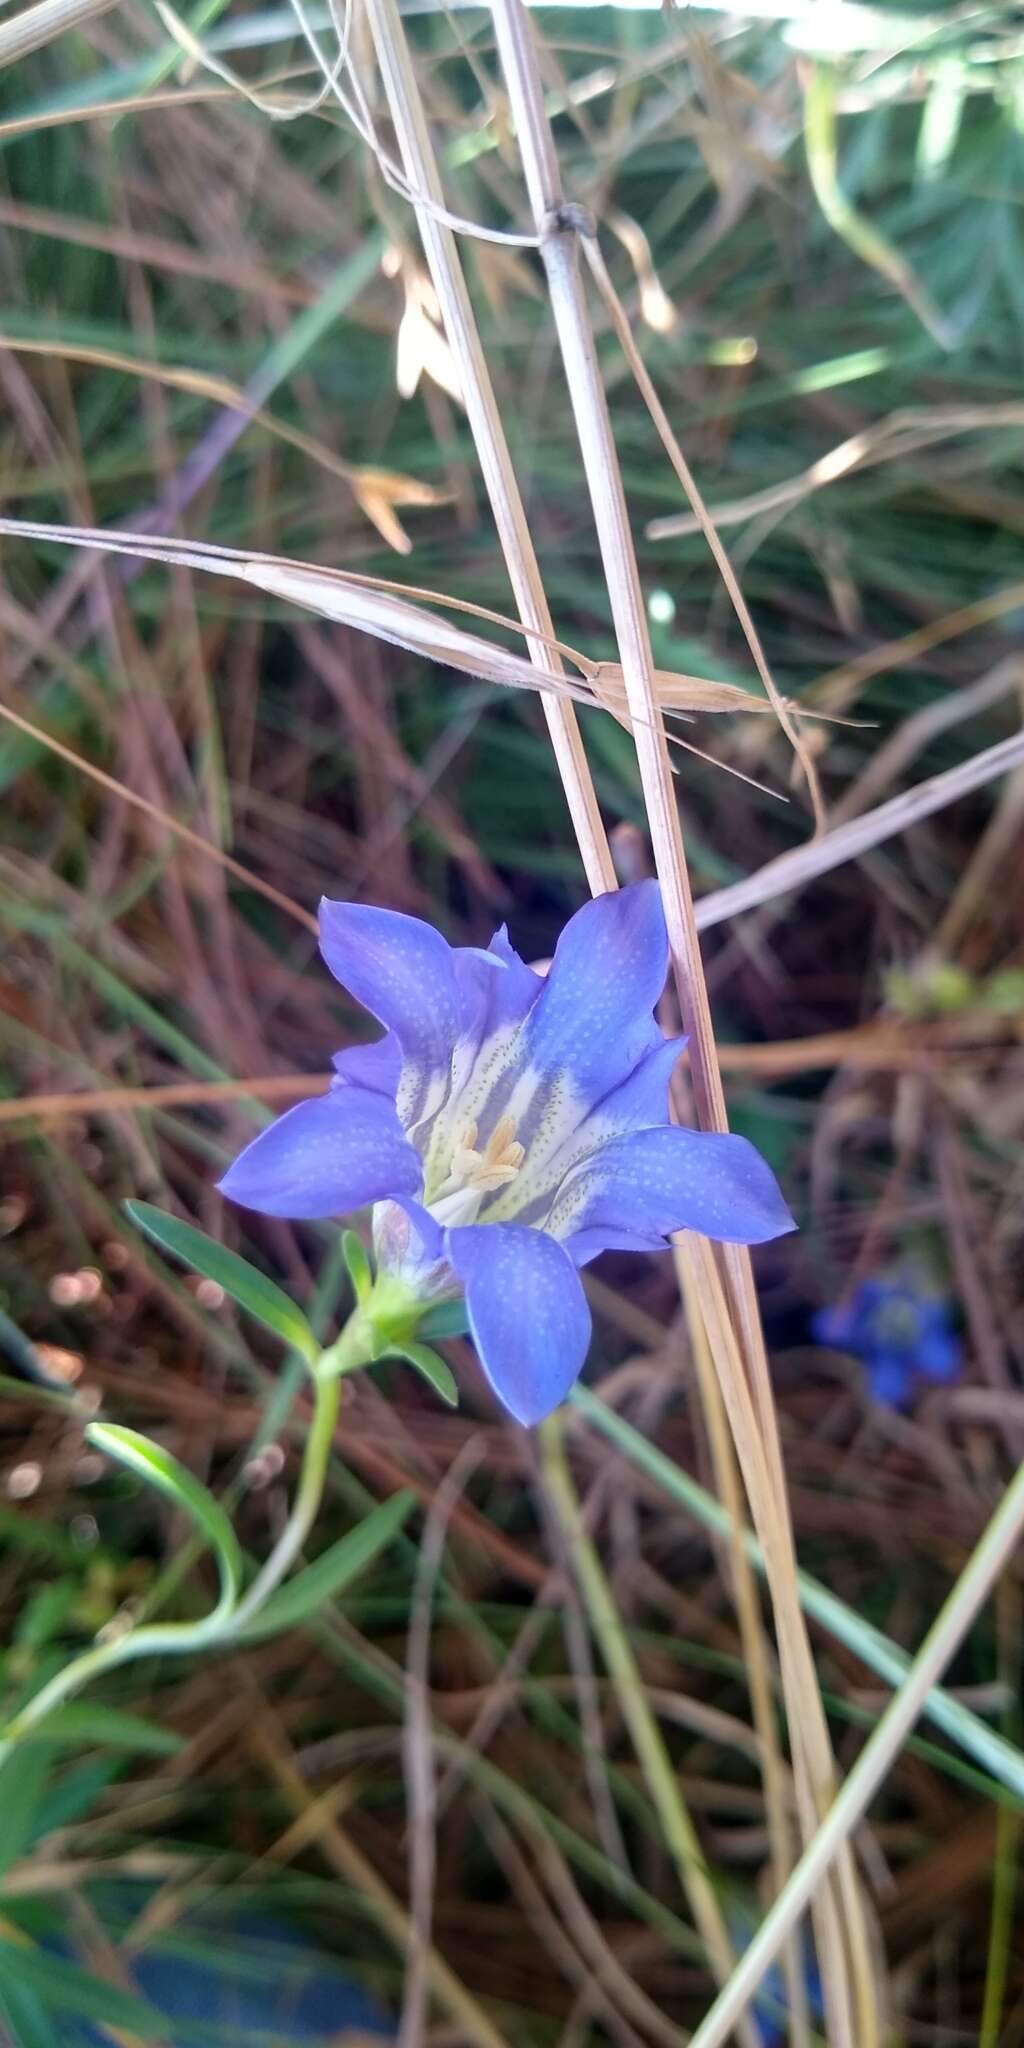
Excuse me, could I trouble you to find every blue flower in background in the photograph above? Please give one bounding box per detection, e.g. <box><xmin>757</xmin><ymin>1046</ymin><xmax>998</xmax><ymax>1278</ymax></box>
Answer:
<box><xmin>220</xmin><ymin>883</ymin><xmax>794</xmax><ymax>1425</ymax></box>
<box><xmin>49</xmin><ymin>1903</ymin><xmax>392</xmax><ymax>2044</ymax></box>
<box><xmin>729</xmin><ymin>1910</ymin><xmax>822</xmax><ymax>2047</ymax></box>
<box><xmin>813</xmin><ymin>1275</ymin><xmax>962</xmax><ymax>1408</ymax></box>
<box><xmin>753</xmin><ymin>1952</ymin><xmax>823</xmax><ymax>2048</ymax></box>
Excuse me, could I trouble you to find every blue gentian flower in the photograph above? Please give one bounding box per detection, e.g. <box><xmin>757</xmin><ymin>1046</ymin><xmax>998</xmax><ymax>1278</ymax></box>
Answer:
<box><xmin>219</xmin><ymin>883</ymin><xmax>794</xmax><ymax>1424</ymax></box>
<box><xmin>813</xmin><ymin>1275</ymin><xmax>962</xmax><ymax>1409</ymax></box>
<box><xmin>729</xmin><ymin>1909</ymin><xmax>822</xmax><ymax>2046</ymax></box>
<box><xmin>753</xmin><ymin>1951</ymin><xmax>823</xmax><ymax>2048</ymax></box>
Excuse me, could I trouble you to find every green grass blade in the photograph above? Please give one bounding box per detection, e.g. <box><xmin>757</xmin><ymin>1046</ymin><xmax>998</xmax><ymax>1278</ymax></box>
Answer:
<box><xmin>572</xmin><ymin>1385</ymin><xmax>1024</xmax><ymax>1805</ymax></box>
<box><xmin>236</xmin><ymin>1490</ymin><xmax>416</xmax><ymax>1641</ymax></box>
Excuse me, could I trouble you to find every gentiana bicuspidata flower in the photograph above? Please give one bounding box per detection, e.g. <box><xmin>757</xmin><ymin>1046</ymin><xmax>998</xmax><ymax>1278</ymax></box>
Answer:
<box><xmin>813</xmin><ymin>1273</ymin><xmax>962</xmax><ymax>1409</ymax></box>
<box><xmin>219</xmin><ymin>883</ymin><xmax>794</xmax><ymax>1424</ymax></box>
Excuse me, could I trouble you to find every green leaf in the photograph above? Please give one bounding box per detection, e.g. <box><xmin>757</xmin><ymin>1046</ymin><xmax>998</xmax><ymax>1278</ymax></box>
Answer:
<box><xmin>341</xmin><ymin>1229</ymin><xmax>373</xmax><ymax>1305</ymax></box>
<box><xmin>418</xmin><ymin>1300</ymin><xmax>469</xmax><ymax>1340</ymax></box>
<box><xmin>0</xmin><ymin>1747</ymin><xmax>53</xmax><ymax>1881</ymax></box>
<box><xmin>32</xmin><ymin>1756</ymin><xmax>124</xmax><ymax>1836</ymax></box>
<box><xmin>18</xmin><ymin>1704</ymin><xmax>185</xmax><ymax>1755</ymax></box>
<box><xmin>0</xmin><ymin>1941</ymin><xmax>183</xmax><ymax>2039</ymax></box>
<box><xmin>86</xmin><ymin>1423</ymin><xmax>241</xmax><ymax>1615</ymax></box>
<box><xmin>0</xmin><ymin>1976</ymin><xmax>58</xmax><ymax>2048</ymax></box>
<box><xmin>391</xmin><ymin>1342</ymin><xmax>458</xmax><ymax>1407</ymax></box>
<box><xmin>125</xmin><ymin>1201</ymin><xmax>319</xmax><ymax>1365</ymax></box>
<box><xmin>13</xmin><ymin>1580</ymin><xmax>78</xmax><ymax>1653</ymax></box>
<box><xmin>236</xmin><ymin>1491</ymin><xmax>416</xmax><ymax>1641</ymax></box>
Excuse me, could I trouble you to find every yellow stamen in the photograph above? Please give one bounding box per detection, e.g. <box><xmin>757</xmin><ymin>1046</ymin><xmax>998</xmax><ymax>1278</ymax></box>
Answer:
<box><xmin>438</xmin><ymin>1114</ymin><xmax>524</xmax><ymax>1198</ymax></box>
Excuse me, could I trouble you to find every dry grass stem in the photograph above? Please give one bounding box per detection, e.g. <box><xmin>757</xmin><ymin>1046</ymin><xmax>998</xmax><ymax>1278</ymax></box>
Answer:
<box><xmin>486</xmin><ymin>4</ymin><xmax>879</xmax><ymax>2036</ymax></box>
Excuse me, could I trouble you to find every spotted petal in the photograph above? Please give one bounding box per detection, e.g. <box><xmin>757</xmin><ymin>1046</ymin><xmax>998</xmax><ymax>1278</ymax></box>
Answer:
<box><xmin>577</xmin><ymin>1030</ymin><xmax>686</xmax><ymax>1139</ymax></box>
<box><xmin>446</xmin><ymin>1223</ymin><xmax>591</xmax><ymax>1426</ymax></box>
<box><xmin>331</xmin><ymin>1032</ymin><xmax>402</xmax><ymax>1096</ymax></box>
<box><xmin>319</xmin><ymin>900</ymin><xmax>458</xmax><ymax>1125</ymax></box>
<box><xmin>519</xmin><ymin>882</ymin><xmax>669</xmax><ymax>1100</ymax></box>
<box><xmin>552</xmin><ymin>1124</ymin><xmax>796</xmax><ymax>1261</ymax></box>
<box><xmin>217</xmin><ymin>1087</ymin><xmax>421</xmax><ymax>1219</ymax></box>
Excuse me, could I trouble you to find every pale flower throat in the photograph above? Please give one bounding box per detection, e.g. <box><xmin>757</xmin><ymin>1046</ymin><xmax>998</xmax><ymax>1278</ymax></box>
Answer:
<box><xmin>425</xmin><ymin>1114</ymin><xmax>525</xmax><ymax>1227</ymax></box>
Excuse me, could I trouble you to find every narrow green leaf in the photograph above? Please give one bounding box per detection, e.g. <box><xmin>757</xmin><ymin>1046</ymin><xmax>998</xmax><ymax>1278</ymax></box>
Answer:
<box><xmin>391</xmin><ymin>1342</ymin><xmax>459</xmax><ymax>1407</ymax></box>
<box><xmin>341</xmin><ymin>1229</ymin><xmax>373</xmax><ymax>1305</ymax></box>
<box><xmin>86</xmin><ymin>1423</ymin><xmax>242</xmax><ymax>1614</ymax></box>
<box><xmin>13</xmin><ymin>1581</ymin><xmax>78</xmax><ymax>1653</ymax></box>
<box><xmin>0</xmin><ymin>1747</ymin><xmax>53</xmax><ymax>1881</ymax></box>
<box><xmin>33</xmin><ymin>1756</ymin><xmax>124</xmax><ymax>1836</ymax></box>
<box><xmin>0</xmin><ymin>1977</ymin><xmax>57</xmax><ymax>2048</ymax></box>
<box><xmin>18</xmin><ymin>1704</ymin><xmax>185</xmax><ymax>1756</ymax></box>
<box><xmin>418</xmin><ymin>1300</ymin><xmax>469</xmax><ymax>1340</ymax></box>
<box><xmin>0</xmin><ymin>1941</ymin><xmax>180</xmax><ymax>2038</ymax></box>
<box><xmin>125</xmin><ymin>1200</ymin><xmax>318</xmax><ymax>1365</ymax></box>
<box><xmin>573</xmin><ymin>1385</ymin><xmax>1024</xmax><ymax>1805</ymax></box>
<box><xmin>236</xmin><ymin>1491</ymin><xmax>415</xmax><ymax>1641</ymax></box>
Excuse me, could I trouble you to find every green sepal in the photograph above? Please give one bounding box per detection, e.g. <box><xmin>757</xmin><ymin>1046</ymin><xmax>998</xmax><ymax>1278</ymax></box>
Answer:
<box><xmin>341</xmin><ymin>1229</ymin><xmax>373</xmax><ymax>1306</ymax></box>
<box><xmin>389</xmin><ymin>1342</ymin><xmax>458</xmax><ymax>1407</ymax></box>
<box><xmin>418</xmin><ymin>1300</ymin><xmax>469</xmax><ymax>1340</ymax></box>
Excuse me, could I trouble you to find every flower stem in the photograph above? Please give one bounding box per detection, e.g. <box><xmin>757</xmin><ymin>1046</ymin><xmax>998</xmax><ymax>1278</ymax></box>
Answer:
<box><xmin>1</xmin><ymin>1335</ymin><xmax>351</xmax><ymax>1757</ymax></box>
<box><xmin>538</xmin><ymin>1414</ymin><xmax>756</xmax><ymax>2045</ymax></box>
<box><xmin>231</xmin><ymin>1366</ymin><xmax>340</xmax><ymax>1630</ymax></box>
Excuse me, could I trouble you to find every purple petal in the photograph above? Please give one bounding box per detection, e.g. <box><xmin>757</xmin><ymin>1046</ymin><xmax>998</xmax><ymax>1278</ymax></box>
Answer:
<box><xmin>331</xmin><ymin>1032</ymin><xmax>402</xmax><ymax>1096</ymax></box>
<box><xmin>868</xmin><ymin>1354</ymin><xmax>913</xmax><ymax>1408</ymax></box>
<box><xmin>566</xmin><ymin>1225</ymin><xmax>669</xmax><ymax>1269</ymax></box>
<box><xmin>583</xmin><ymin>1030</ymin><xmax>686</xmax><ymax>1135</ymax></box>
<box><xmin>452</xmin><ymin>938</ymin><xmax>542</xmax><ymax>1048</ymax></box>
<box><xmin>218</xmin><ymin>1087</ymin><xmax>421</xmax><ymax>1220</ymax></box>
<box><xmin>552</xmin><ymin>1124</ymin><xmax>795</xmax><ymax>1253</ymax></box>
<box><xmin>446</xmin><ymin>1223</ymin><xmax>591</xmax><ymax>1426</ymax></box>
<box><xmin>917</xmin><ymin>1328</ymin><xmax>961</xmax><ymax>1383</ymax></box>
<box><xmin>812</xmin><ymin>1302</ymin><xmax>857</xmax><ymax>1348</ymax></box>
<box><xmin>520</xmin><ymin>883</ymin><xmax>669</xmax><ymax>1098</ymax></box>
<box><xmin>319</xmin><ymin>900</ymin><xmax>458</xmax><ymax>1115</ymax></box>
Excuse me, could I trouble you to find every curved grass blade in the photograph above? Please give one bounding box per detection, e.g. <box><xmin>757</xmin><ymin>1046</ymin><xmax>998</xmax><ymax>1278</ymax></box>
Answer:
<box><xmin>236</xmin><ymin>1490</ymin><xmax>416</xmax><ymax>1641</ymax></box>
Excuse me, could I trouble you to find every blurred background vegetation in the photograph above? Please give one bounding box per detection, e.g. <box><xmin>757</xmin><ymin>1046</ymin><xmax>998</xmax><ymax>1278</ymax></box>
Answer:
<box><xmin>1</xmin><ymin>1</ymin><xmax>1023</xmax><ymax>2041</ymax></box>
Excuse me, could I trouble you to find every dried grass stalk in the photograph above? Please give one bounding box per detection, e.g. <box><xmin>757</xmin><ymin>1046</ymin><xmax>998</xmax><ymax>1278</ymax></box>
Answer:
<box><xmin>486</xmin><ymin>1</ymin><xmax>880</xmax><ymax>2038</ymax></box>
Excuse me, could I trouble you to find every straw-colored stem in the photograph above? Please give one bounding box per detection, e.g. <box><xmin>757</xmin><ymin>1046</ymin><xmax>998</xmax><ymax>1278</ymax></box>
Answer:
<box><xmin>255</xmin><ymin>1717</ymin><xmax>515</xmax><ymax>2048</ymax></box>
<box><xmin>487</xmin><ymin>5</ymin><xmax>879</xmax><ymax>2040</ymax></box>
<box><xmin>683</xmin><ymin>1234</ymin><xmax>879</xmax><ymax>2043</ymax></box>
<box><xmin>572</xmin><ymin>1382</ymin><xmax>1024</xmax><ymax>1806</ymax></box>
<box><xmin>360</xmin><ymin>10</ymin><xmax>789</xmax><ymax>2013</ymax></box>
<box><xmin>361</xmin><ymin>3</ymin><xmax>853</xmax><ymax>2030</ymax></box>
<box><xmin>687</xmin><ymin>1449</ymin><xmax>1024</xmax><ymax>2048</ymax></box>
<box><xmin>362</xmin><ymin>0</ymin><xmax>614</xmax><ymax>898</ymax></box>
<box><xmin>538</xmin><ymin>1416</ymin><xmax>757</xmax><ymax>2040</ymax></box>
<box><xmin>678</xmin><ymin>1249</ymin><xmax>810</xmax><ymax>2047</ymax></box>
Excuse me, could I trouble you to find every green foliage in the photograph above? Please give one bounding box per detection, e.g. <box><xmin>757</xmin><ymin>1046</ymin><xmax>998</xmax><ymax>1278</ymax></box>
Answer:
<box><xmin>0</xmin><ymin>1746</ymin><xmax>54</xmax><ymax>1881</ymax></box>
<box><xmin>388</xmin><ymin>1340</ymin><xmax>459</xmax><ymax>1408</ymax></box>
<box><xmin>85</xmin><ymin>1422</ymin><xmax>242</xmax><ymax>1615</ymax></box>
<box><xmin>341</xmin><ymin>1228</ymin><xmax>373</xmax><ymax>1306</ymax></box>
<box><xmin>0</xmin><ymin>1941</ymin><xmax>197</xmax><ymax>2041</ymax></box>
<box><xmin>418</xmin><ymin>1300</ymin><xmax>470</xmax><ymax>1340</ymax></box>
<box><xmin>126</xmin><ymin>1201</ymin><xmax>320</xmax><ymax>1366</ymax></box>
<box><xmin>235</xmin><ymin>1490</ymin><xmax>416</xmax><ymax>1640</ymax></box>
<box><xmin>3</xmin><ymin>4</ymin><xmax>1023</xmax><ymax>2038</ymax></box>
<box><xmin>18</xmin><ymin>1704</ymin><xmax>186</xmax><ymax>1755</ymax></box>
